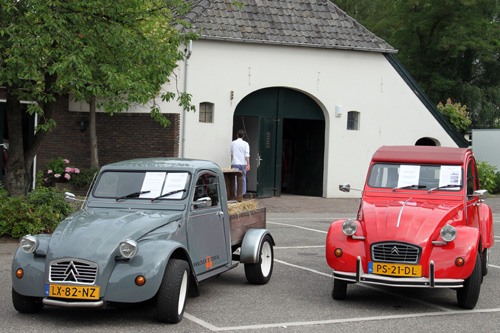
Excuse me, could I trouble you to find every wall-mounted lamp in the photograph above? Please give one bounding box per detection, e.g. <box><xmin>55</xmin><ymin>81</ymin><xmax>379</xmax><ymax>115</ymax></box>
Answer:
<box><xmin>335</xmin><ymin>105</ymin><xmax>342</xmax><ymax>118</ymax></box>
<box><xmin>78</xmin><ymin>118</ymin><xmax>89</xmax><ymax>132</ymax></box>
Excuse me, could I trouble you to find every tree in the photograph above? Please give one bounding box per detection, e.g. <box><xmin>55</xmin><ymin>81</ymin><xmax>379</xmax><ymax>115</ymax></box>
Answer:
<box><xmin>333</xmin><ymin>0</ymin><xmax>500</xmax><ymax>129</ymax></box>
<box><xmin>0</xmin><ymin>0</ymin><xmax>197</xmax><ymax>196</ymax></box>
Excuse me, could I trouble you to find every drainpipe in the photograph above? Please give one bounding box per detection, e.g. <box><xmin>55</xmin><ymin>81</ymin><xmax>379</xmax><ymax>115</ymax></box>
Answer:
<box><xmin>181</xmin><ymin>40</ymin><xmax>192</xmax><ymax>158</ymax></box>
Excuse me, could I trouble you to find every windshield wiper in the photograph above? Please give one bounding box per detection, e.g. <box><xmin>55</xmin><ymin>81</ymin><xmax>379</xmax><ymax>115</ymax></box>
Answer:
<box><xmin>151</xmin><ymin>189</ymin><xmax>187</xmax><ymax>202</ymax></box>
<box><xmin>392</xmin><ymin>184</ymin><xmax>426</xmax><ymax>191</ymax></box>
<box><xmin>115</xmin><ymin>190</ymin><xmax>150</xmax><ymax>201</ymax></box>
<box><xmin>428</xmin><ymin>184</ymin><xmax>460</xmax><ymax>193</ymax></box>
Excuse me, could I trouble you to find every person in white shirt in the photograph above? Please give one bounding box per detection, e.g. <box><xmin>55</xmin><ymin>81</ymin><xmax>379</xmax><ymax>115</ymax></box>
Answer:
<box><xmin>231</xmin><ymin>130</ymin><xmax>250</xmax><ymax>195</ymax></box>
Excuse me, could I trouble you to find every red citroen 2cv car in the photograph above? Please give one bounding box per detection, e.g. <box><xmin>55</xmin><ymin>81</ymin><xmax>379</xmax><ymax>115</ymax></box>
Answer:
<box><xmin>326</xmin><ymin>146</ymin><xmax>494</xmax><ymax>309</ymax></box>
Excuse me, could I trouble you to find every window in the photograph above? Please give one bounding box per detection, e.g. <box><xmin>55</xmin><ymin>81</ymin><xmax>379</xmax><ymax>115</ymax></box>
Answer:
<box><xmin>193</xmin><ymin>173</ymin><xmax>219</xmax><ymax>207</ymax></box>
<box><xmin>347</xmin><ymin>111</ymin><xmax>360</xmax><ymax>130</ymax></box>
<box><xmin>199</xmin><ymin>102</ymin><xmax>214</xmax><ymax>123</ymax></box>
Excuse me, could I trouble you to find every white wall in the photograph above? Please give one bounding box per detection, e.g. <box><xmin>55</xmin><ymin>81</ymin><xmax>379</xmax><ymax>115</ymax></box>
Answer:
<box><xmin>120</xmin><ymin>40</ymin><xmax>459</xmax><ymax>198</ymax></box>
<box><xmin>472</xmin><ymin>129</ymin><xmax>500</xmax><ymax>169</ymax></box>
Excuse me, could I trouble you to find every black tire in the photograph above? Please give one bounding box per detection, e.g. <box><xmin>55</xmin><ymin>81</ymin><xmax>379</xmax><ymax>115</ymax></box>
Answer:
<box><xmin>12</xmin><ymin>288</ymin><xmax>43</xmax><ymax>313</ymax></box>
<box><xmin>244</xmin><ymin>234</ymin><xmax>274</xmax><ymax>285</ymax></box>
<box><xmin>482</xmin><ymin>248</ymin><xmax>489</xmax><ymax>277</ymax></box>
<box><xmin>331</xmin><ymin>278</ymin><xmax>347</xmax><ymax>300</ymax></box>
<box><xmin>156</xmin><ymin>259</ymin><xmax>189</xmax><ymax>323</ymax></box>
<box><xmin>457</xmin><ymin>250</ymin><xmax>482</xmax><ymax>309</ymax></box>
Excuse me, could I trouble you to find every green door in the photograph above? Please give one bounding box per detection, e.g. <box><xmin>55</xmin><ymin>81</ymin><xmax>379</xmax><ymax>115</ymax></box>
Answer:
<box><xmin>257</xmin><ymin>117</ymin><xmax>277</xmax><ymax>197</ymax></box>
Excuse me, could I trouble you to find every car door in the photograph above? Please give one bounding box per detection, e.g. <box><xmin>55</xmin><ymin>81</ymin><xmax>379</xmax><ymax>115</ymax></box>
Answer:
<box><xmin>465</xmin><ymin>158</ymin><xmax>480</xmax><ymax>228</ymax></box>
<box><xmin>187</xmin><ymin>171</ymin><xmax>229</xmax><ymax>276</ymax></box>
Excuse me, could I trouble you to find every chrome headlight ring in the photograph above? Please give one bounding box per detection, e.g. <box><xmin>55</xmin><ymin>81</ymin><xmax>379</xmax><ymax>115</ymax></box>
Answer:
<box><xmin>342</xmin><ymin>219</ymin><xmax>358</xmax><ymax>236</ymax></box>
<box><xmin>440</xmin><ymin>225</ymin><xmax>457</xmax><ymax>242</ymax></box>
<box><xmin>20</xmin><ymin>235</ymin><xmax>38</xmax><ymax>254</ymax></box>
<box><xmin>119</xmin><ymin>239</ymin><xmax>138</xmax><ymax>259</ymax></box>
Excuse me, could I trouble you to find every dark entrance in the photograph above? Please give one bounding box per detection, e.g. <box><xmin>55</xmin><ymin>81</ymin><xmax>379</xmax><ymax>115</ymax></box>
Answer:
<box><xmin>233</xmin><ymin>87</ymin><xmax>325</xmax><ymax>197</ymax></box>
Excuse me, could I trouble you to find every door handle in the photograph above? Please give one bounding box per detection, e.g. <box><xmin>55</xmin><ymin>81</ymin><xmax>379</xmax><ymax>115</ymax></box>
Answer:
<box><xmin>257</xmin><ymin>154</ymin><xmax>263</xmax><ymax>168</ymax></box>
<box><xmin>217</xmin><ymin>211</ymin><xmax>224</xmax><ymax>219</ymax></box>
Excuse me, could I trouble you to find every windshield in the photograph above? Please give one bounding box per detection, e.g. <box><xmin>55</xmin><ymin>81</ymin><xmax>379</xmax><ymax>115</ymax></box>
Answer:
<box><xmin>367</xmin><ymin>163</ymin><xmax>463</xmax><ymax>191</ymax></box>
<box><xmin>93</xmin><ymin>171</ymin><xmax>190</xmax><ymax>200</ymax></box>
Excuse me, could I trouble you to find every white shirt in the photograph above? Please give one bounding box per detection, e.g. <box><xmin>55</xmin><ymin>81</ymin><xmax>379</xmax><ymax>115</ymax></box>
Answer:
<box><xmin>231</xmin><ymin>138</ymin><xmax>250</xmax><ymax>165</ymax></box>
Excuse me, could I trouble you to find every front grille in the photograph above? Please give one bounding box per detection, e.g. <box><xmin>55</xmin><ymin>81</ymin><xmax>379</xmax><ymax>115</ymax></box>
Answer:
<box><xmin>49</xmin><ymin>259</ymin><xmax>98</xmax><ymax>284</ymax></box>
<box><xmin>371</xmin><ymin>242</ymin><xmax>421</xmax><ymax>264</ymax></box>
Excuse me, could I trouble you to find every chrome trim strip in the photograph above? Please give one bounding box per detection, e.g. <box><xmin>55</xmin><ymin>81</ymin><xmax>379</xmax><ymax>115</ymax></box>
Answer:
<box><xmin>397</xmin><ymin>197</ymin><xmax>412</xmax><ymax>228</ymax></box>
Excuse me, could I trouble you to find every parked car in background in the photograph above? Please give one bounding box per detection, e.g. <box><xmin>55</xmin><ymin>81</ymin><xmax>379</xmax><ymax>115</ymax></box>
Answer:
<box><xmin>12</xmin><ymin>158</ymin><xmax>274</xmax><ymax>323</ymax></box>
<box><xmin>326</xmin><ymin>146</ymin><xmax>494</xmax><ymax>309</ymax></box>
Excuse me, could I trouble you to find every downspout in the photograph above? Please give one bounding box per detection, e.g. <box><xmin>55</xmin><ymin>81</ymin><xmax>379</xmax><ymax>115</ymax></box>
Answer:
<box><xmin>181</xmin><ymin>40</ymin><xmax>192</xmax><ymax>158</ymax></box>
<box><xmin>32</xmin><ymin>112</ymin><xmax>38</xmax><ymax>189</ymax></box>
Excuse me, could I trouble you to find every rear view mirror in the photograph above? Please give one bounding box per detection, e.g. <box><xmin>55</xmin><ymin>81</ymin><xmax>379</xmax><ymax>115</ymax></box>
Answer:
<box><xmin>339</xmin><ymin>184</ymin><xmax>351</xmax><ymax>193</ymax></box>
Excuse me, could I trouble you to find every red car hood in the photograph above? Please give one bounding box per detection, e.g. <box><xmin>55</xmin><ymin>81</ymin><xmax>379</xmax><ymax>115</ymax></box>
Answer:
<box><xmin>361</xmin><ymin>197</ymin><xmax>462</xmax><ymax>245</ymax></box>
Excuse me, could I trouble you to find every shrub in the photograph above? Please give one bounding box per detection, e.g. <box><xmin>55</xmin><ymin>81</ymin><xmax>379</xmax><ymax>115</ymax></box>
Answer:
<box><xmin>476</xmin><ymin>161</ymin><xmax>498</xmax><ymax>194</ymax></box>
<box><xmin>44</xmin><ymin>157</ymin><xmax>80</xmax><ymax>183</ymax></box>
<box><xmin>70</xmin><ymin>167</ymin><xmax>99</xmax><ymax>188</ymax></box>
<box><xmin>0</xmin><ymin>184</ymin><xmax>74</xmax><ymax>238</ymax></box>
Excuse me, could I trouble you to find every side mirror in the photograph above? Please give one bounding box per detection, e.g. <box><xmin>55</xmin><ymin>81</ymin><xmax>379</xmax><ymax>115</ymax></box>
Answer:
<box><xmin>473</xmin><ymin>189</ymin><xmax>488</xmax><ymax>199</ymax></box>
<box><xmin>193</xmin><ymin>197</ymin><xmax>212</xmax><ymax>209</ymax></box>
<box><xmin>64</xmin><ymin>192</ymin><xmax>85</xmax><ymax>203</ymax></box>
<box><xmin>339</xmin><ymin>184</ymin><xmax>351</xmax><ymax>193</ymax></box>
<box><xmin>64</xmin><ymin>192</ymin><xmax>77</xmax><ymax>202</ymax></box>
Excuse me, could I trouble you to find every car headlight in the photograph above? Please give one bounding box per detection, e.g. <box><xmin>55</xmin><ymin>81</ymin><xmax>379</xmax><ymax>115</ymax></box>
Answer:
<box><xmin>342</xmin><ymin>219</ymin><xmax>358</xmax><ymax>236</ymax></box>
<box><xmin>119</xmin><ymin>239</ymin><xmax>138</xmax><ymax>259</ymax></box>
<box><xmin>20</xmin><ymin>235</ymin><xmax>37</xmax><ymax>254</ymax></box>
<box><xmin>440</xmin><ymin>225</ymin><xmax>457</xmax><ymax>242</ymax></box>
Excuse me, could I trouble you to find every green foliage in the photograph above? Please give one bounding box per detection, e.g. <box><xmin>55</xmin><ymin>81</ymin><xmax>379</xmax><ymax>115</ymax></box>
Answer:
<box><xmin>0</xmin><ymin>184</ymin><xmax>74</xmax><ymax>238</ymax></box>
<box><xmin>70</xmin><ymin>168</ymin><xmax>99</xmax><ymax>189</ymax></box>
<box><xmin>334</xmin><ymin>0</ymin><xmax>500</xmax><ymax>129</ymax></box>
<box><xmin>1</xmin><ymin>0</ymin><xmax>199</xmax><ymax>196</ymax></box>
<box><xmin>476</xmin><ymin>160</ymin><xmax>498</xmax><ymax>194</ymax></box>
<box><xmin>437</xmin><ymin>98</ymin><xmax>472</xmax><ymax>134</ymax></box>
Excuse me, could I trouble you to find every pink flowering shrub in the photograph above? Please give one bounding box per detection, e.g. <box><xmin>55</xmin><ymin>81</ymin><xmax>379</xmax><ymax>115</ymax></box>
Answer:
<box><xmin>44</xmin><ymin>158</ymin><xmax>81</xmax><ymax>184</ymax></box>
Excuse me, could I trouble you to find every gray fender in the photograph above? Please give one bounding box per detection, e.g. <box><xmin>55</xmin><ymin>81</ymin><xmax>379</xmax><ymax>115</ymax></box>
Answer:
<box><xmin>105</xmin><ymin>240</ymin><xmax>190</xmax><ymax>303</ymax></box>
<box><xmin>12</xmin><ymin>234</ymin><xmax>51</xmax><ymax>297</ymax></box>
<box><xmin>239</xmin><ymin>229</ymin><xmax>274</xmax><ymax>264</ymax></box>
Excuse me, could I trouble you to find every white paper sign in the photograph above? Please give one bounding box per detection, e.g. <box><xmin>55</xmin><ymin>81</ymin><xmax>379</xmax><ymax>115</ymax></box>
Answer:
<box><xmin>163</xmin><ymin>173</ymin><xmax>189</xmax><ymax>199</ymax></box>
<box><xmin>140</xmin><ymin>172</ymin><xmax>166</xmax><ymax>198</ymax></box>
<box><xmin>397</xmin><ymin>165</ymin><xmax>421</xmax><ymax>188</ymax></box>
<box><xmin>439</xmin><ymin>166</ymin><xmax>462</xmax><ymax>187</ymax></box>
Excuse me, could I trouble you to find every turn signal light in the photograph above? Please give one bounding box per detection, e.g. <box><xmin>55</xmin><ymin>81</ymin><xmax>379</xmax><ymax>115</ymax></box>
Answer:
<box><xmin>16</xmin><ymin>268</ymin><xmax>24</xmax><ymax>279</ymax></box>
<box><xmin>334</xmin><ymin>248</ymin><xmax>343</xmax><ymax>258</ymax></box>
<box><xmin>455</xmin><ymin>257</ymin><xmax>465</xmax><ymax>267</ymax></box>
<box><xmin>135</xmin><ymin>275</ymin><xmax>146</xmax><ymax>286</ymax></box>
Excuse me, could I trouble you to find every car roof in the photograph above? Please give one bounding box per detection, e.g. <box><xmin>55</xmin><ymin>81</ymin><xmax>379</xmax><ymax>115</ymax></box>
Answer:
<box><xmin>372</xmin><ymin>146</ymin><xmax>471</xmax><ymax>165</ymax></box>
<box><xmin>101</xmin><ymin>158</ymin><xmax>221</xmax><ymax>173</ymax></box>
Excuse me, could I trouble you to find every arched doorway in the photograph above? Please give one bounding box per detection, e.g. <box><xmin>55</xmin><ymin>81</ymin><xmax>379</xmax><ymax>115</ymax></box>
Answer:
<box><xmin>415</xmin><ymin>137</ymin><xmax>439</xmax><ymax>146</ymax></box>
<box><xmin>233</xmin><ymin>88</ymin><xmax>325</xmax><ymax>197</ymax></box>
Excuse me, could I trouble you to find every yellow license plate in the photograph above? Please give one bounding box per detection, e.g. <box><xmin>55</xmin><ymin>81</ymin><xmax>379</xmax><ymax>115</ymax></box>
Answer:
<box><xmin>45</xmin><ymin>284</ymin><xmax>100</xmax><ymax>300</ymax></box>
<box><xmin>369</xmin><ymin>262</ymin><xmax>422</xmax><ymax>277</ymax></box>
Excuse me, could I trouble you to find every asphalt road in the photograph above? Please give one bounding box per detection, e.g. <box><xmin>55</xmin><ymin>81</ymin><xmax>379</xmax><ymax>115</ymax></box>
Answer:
<box><xmin>1</xmin><ymin>195</ymin><xmax>499</xmax><ymax>332</ymax></box>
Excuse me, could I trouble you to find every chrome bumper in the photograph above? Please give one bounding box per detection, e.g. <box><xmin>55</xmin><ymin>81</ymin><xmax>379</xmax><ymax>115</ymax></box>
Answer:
<box><xmin>333</xmin><ymin>256</ymin><xmax>464</xmax><ymax>288</ymax></box>
<box><xmin>43</xmin><ymin>298</ymin><xmax>104</xmax><ymax>308</ymax></box>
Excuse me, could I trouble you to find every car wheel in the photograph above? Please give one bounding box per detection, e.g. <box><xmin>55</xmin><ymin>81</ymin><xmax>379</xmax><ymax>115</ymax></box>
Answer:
<box><xmin>244</xmin><ymin>235</ymin><xmax>274</xmax><ymax>285</ymax></box>
<box><xmin>482</xmin><ymin>248</ymin><xmax>489</xmax><ymax>277</ymax></box>
<box><xmin>12</xmin><ymin>288</ymin><xmax>43</xmax><ymax>313</ymax></box>
<box><xmin>457</xmin><ymin>250</ymin><xmax>482</xmax><ymax>309</ymax></box>
<box><xmin>156</xmin><ymin>259</ymin><xmax>189</xmax><ymax>323</ymax></box>
<box><xmin>331</xmin><ymin>278</ymin><xmax>347</xmax><ymax>300</ymax></box>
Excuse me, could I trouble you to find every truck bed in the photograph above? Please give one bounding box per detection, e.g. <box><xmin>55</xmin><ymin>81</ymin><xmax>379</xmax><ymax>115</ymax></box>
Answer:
<box><xmin>229</xmin><ymin>207</ymin><xmax>266</xmax><ymax>245</ymax></box>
